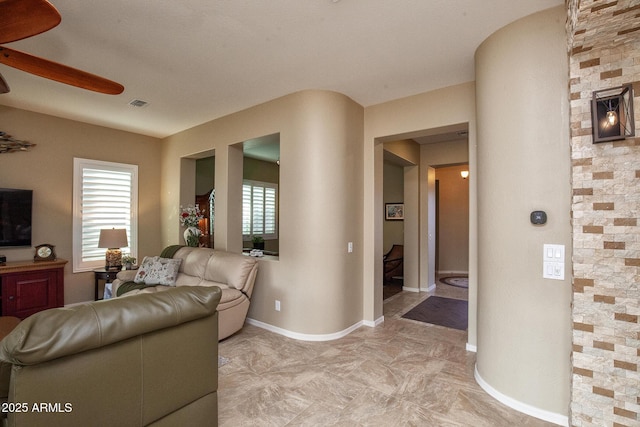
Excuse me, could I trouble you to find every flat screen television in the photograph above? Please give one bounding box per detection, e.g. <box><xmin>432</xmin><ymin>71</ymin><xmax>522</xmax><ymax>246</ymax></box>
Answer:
<box><xmin>0</xmin><ymin>188</ymin><xmax>33</xmax><ymax>247</ymax></box>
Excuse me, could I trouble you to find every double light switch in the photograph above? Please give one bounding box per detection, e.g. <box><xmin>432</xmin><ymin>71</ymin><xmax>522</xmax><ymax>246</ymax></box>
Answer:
<box><xmin>543</xmin><ymin>244</ymin><xmax>565</xmax><ymax>280</ymax></box>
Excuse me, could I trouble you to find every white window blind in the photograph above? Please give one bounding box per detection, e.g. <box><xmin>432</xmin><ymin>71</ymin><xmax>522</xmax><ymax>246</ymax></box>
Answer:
<box><xmin>73</xmin><ymin>158</ymin><xmax>138</xmax><ymax>272</ymax></box>
<box><xmin>242</xmin><ymin>180</ymin><xmax>277</xmax><ymax>239</ymax></box>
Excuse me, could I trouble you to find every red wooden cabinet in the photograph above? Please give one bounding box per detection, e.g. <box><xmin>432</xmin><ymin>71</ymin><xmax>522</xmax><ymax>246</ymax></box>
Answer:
<box><xmin>0</xmin><ymin>259</ymin><xmax>66</xmax><ymax>319</ymax></box>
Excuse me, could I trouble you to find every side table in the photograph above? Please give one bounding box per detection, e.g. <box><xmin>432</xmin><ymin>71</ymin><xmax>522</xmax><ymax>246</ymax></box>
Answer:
<box><xmin>93</xmin><ymin>268</ymin><xmax>120</xmax><ymax>300</ymax></box>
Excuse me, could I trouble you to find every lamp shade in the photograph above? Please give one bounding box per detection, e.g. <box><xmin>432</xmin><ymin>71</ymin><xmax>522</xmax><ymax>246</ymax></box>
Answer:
<box><xmin>98</xmin><ymin>228</ymin><xmax>128</xmax><ymax>248</ymax></box>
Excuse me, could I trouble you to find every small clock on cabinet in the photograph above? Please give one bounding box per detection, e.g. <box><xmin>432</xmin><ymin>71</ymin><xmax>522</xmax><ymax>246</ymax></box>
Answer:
<box><xmin>34</xmin><ymin>244</ymin><xmax>56</xmax><ymax>262</ymax></box>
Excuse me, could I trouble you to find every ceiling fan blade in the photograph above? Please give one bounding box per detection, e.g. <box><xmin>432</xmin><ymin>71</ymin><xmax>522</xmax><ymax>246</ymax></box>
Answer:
<box><xmin>0</xmin><ymin>0</ymin><xmax>62</xmax><ymax>44</ymax></box>
<box><xmin>0</xmin><ymin>46</ymin><xmax>124</xmax><ymax>95</ymax></box>
<box><xmin>0</xmin><ymin>72</ymin><xmax>9</xmax><ymax>93</ymax></box>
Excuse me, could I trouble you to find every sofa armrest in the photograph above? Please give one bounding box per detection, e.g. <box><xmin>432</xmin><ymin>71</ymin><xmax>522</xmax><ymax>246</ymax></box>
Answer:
<box><xmin>112</xmin><ymin>270</ymin><xmax>138</xmax><ymax>296</ymax></box>
<box><xmin>116</xmin><ymin>269</ymin><xmax>137</xmax><ymax>281</ymax></box>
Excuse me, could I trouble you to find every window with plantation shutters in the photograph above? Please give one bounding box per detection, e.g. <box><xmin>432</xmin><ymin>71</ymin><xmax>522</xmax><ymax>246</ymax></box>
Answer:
<box><xmin>242</xmin><ymin>180</ymin><xmax>277</xmax><ymax>239</ymax></box>
<box><xmin>72</xmin><ymin>158</ymin><xmax>138</xmax><ymax>272</ymax></box>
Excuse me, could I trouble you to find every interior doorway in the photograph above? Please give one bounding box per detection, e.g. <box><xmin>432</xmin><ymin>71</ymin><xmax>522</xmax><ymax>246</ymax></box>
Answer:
<box><xmin>379</xmin><ymin>125</ymin><xmax>470</xmax><ymax>316</ymax></box>
<box><xmin>382</xmin><ymin>141</ymin><xmax>419</xmax><ymax>300</ymax></box>
<box><xmin>434</xmin><ymin>163</ymin><xmax>470</xmax><ymax>279</ymax></box>
<box><xmin>383</xmin><ymin>157</ymin><xmax>407</xmax><ymax>300</ymax></box>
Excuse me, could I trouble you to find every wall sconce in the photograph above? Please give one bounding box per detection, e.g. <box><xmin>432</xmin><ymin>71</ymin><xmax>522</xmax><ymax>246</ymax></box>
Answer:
<box><xmin>98</xmin><ymin>228</ymin><xmax>128</xmax><ymax>270</ymax></box>
<box><xmin>591</xmin><ymin>84</ymin><xmax>635</xmax><ymax>143</ymax></box>
<box><xmin>460</xmin><ymin>170</ymin><xmax>469</xmax><ymax>179</ymax></box>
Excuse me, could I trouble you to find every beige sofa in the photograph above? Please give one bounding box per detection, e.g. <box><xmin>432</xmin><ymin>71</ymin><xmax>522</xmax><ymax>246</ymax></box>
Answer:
<box><xmin>0</xmin><ymin>286</ymin><xmax>221</xmax><ymax>427</ymax></box>
<box><xmin>112</xmin><ymin>246</ymin><xmax>259</xmax><ymax>340</ymax></box>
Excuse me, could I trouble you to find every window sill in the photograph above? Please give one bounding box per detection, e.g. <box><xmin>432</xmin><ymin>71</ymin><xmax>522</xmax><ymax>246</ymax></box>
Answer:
<box><xmin>242</xmin><ymin>248</ymin><xmax>279</xmax><ymax>260</ymax></box>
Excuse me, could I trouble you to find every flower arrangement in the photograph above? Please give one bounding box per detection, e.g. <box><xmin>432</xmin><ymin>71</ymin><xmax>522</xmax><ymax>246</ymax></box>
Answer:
<box><xmin>179</xmin><ymin>204</ymin><xmax>204</xmax><ymax>228</ymax></box>
<box><xmin>180</xmin><ymin>204</ymin><xmax>204</xmax><ymax>247</ymax></box>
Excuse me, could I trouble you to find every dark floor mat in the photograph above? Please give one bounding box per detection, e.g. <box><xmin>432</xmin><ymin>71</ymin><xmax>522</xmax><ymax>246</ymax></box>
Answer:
<box><xmin>402</xmin><ymin>296</ymin><xmax>468</xmax><ymax>330</ymax></box>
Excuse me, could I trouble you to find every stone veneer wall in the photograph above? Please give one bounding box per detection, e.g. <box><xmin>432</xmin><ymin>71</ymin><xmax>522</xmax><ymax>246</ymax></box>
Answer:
<box><xmin>568</xmin><ymin>1</ymin><xmax>640</xmax><ymax>426</ymax></box>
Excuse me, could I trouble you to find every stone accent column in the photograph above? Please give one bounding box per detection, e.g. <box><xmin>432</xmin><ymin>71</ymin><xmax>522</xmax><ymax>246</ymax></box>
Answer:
<box><xmin>568</xmin><ymin>1</ymin><xmax>640</xmax><ymax>426</ymax></box>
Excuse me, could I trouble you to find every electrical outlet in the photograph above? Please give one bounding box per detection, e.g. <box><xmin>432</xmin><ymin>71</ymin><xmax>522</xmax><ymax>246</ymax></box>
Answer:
<box><xmin>348</xmin><ymin>242</ymin><xmax>353</xmax><ymax>253</ymax></box>
<box><xmin>275</xmin><ymin>300</ymin><xmax>281</xmax><ymax>311</ymax></box>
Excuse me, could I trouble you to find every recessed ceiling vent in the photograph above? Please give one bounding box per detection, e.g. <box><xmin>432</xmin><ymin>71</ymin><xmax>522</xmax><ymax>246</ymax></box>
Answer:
<box><xmin>128</xmin><ymin>99</ymin><xmax>149</xmax><ymax>108</ymax></box>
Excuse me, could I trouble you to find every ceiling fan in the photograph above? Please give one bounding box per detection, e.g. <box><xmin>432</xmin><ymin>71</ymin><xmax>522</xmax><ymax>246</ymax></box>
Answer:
<box><xmin>0</xmin><ymin>0</ymin><xmax>123</xmax><ymax>95</ymax></box>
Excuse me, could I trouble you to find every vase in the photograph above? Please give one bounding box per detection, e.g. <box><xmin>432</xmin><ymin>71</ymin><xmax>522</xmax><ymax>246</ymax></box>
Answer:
<box><xmin>183</xmin><ymin>226</ymin><xmax>201</xmax><ymax>247</ymax></box>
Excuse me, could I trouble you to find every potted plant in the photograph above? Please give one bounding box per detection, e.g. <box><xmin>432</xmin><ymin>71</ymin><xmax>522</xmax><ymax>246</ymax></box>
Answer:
<box><xmin>122</xmin><ymin>255</ymin><xmax>137</xmax><ymax>270</ymax></box>
<box><xmin>251</xmin><ymin>235</ymin><xmax>265</xmax><ymax>250</ymax></box>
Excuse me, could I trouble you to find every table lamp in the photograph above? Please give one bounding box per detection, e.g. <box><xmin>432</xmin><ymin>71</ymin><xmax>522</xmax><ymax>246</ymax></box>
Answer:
<box><xmin>98</xmin><ymin>228</ymin><xmax>128</xmax><ymax>270</ymax></box>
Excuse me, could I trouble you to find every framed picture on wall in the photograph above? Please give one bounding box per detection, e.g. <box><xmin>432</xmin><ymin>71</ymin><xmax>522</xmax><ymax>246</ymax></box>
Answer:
<box><xmin>385</xmin><ymin>203</ymin><xmax>404</xmax><ymax>221</ymax></box>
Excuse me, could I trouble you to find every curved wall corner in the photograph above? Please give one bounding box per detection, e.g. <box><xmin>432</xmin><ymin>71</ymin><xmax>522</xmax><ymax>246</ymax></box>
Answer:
<box><xmin>272</xmin><ymin>90</ymin><xmax>365</xmax><ymax>336</ymax></box>
<box><xmin>162</xmin><ymin>90</ymin><xmax>364</xmax><ymax>338</ymax></box>
<box><xmin>475</xmin><ymin>6</ymin><xmax>571</xmax><ymax>424</ymax></box>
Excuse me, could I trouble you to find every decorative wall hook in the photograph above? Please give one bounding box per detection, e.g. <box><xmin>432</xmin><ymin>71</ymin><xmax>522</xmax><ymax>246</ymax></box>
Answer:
<box><xmin>0</xmin><ymin>131</ymin><xmax>36</xmax><ymax>153</ymax></box>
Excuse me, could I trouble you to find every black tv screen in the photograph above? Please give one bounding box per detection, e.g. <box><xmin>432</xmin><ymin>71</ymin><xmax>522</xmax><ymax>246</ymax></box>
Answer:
<box><xmin>0</xmin><ymin>188</ymin><xmax>33</xmax><ymax>247</ymax></box>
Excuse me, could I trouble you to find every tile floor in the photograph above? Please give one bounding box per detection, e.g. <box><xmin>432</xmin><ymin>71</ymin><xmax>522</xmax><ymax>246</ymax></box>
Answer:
<box><xmin>218</xmin><ymin>280</ymin><xmax>555</xmax><ymax>426</ymax></box>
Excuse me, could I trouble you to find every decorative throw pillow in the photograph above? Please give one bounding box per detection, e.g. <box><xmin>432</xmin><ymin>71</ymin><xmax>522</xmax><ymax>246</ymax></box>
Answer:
<box><xmin>134</xmin><ymin>256</ymin><xmax>182</xmax><ymax>286</ymax></box>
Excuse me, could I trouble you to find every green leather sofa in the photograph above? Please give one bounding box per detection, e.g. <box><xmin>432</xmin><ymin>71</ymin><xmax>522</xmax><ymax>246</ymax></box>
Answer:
<box><xmin>0</xmin><ymin>286</ymin><xmax>221</xmax><ymax>427</ymax></box>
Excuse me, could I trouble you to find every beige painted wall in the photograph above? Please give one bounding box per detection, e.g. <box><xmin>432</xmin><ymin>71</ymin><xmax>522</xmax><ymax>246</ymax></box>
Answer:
<box><xmin>0</xmin><ymin>106</ymin><xmax>162</xmax><ymax>304</ymax></box>
<box><xmin>384</xmin><ymin>139</ymin><xmax>420</xmax><ymax>164</ymax></box>
<box><xmin>421</xmin><ymin>139</ymin><xmax>468</xmax><ymax>166</ymax></box>
<box><xmin>475</xmin><ymin>6</ymin><xmax>571</xmax><ymax>419</ymax></box>
<box><xmin>195</xmin><ymin>156</ymin><xmax>215</xmax><ymax>195</ymax></box>
<box><xmin>436</xmin><ymin>164</ymin><xmax>469</xmax><ymax>274</ymax></box>
<box><xmin>161</xmin><ymin>90</ymin><xmax>364</xmax><ymax>336</ymax></box>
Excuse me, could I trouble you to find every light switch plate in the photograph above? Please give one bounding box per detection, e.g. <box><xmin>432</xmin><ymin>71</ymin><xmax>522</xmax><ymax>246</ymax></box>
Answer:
<box><xmin>543</xmin><ymin>244</ymin><xmax>564</xmax><ymax>280</ymax></box>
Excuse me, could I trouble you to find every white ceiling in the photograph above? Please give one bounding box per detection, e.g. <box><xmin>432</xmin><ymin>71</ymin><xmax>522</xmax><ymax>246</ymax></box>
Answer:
<box><xmin>0</xmin><ymin>0</ymin><xmax>562</xmax><ymax>139</ymax></box>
